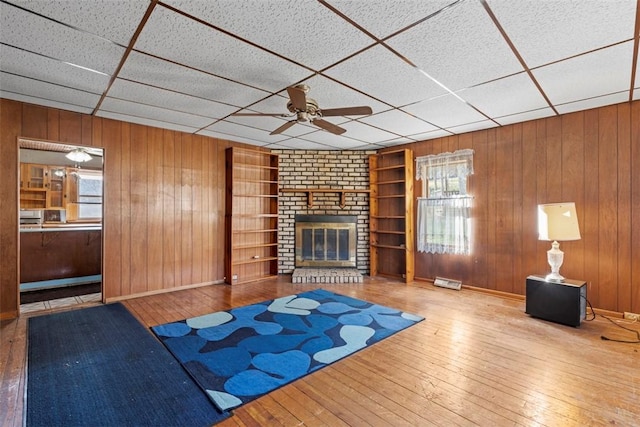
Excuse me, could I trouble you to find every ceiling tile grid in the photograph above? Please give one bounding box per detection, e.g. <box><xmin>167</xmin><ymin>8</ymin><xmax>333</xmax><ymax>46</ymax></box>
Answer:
<box><xmin>385</xmin><ymin>0</ymin><xmax>524</xmax><ymax>92</ymax></box>
<box><xmin>1</xmin><ymin>0</ymin><xmax>637</xmax><ymax>150</ymax></box>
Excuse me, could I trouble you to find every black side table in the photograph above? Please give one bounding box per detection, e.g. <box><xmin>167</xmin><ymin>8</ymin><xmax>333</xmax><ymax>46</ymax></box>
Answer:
<box><xmin>525</xmin><ymin>275</ymin><xmax>587</xmax><ymax>327</ymax></box>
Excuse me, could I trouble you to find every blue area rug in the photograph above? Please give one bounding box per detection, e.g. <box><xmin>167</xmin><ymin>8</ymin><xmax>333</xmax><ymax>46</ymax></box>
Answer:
<box><xmin>27</xmin><ymin>303</ymin><xmax>230</xmax><ymax>426</ymax></box>
<box><xmin>151</xmin><ymin>288</ymin><xmax>424</xmax><ymax>411</ymax></box>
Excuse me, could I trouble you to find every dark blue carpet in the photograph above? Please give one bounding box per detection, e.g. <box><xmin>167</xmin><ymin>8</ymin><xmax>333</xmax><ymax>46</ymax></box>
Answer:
<box><xmin>152</xmin><ymin>288</ymin><xmax>424</xmax><ymax>411</ymax></box>
<box><xmin>27</xmin><ymin>303</ymin><xmax>230</xmax><ymax>427</ymax></box>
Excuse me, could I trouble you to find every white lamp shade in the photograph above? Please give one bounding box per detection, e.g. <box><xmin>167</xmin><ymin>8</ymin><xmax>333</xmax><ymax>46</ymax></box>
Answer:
<box><xmin>538</xmin><ymin>202</ymin><xmax>581</xmax><ymax>241</ymax></box>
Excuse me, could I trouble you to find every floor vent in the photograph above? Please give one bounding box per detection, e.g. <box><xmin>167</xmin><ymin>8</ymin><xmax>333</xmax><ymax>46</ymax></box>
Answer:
<box><xmin>434</xmin><ymin>276</ymin><xmax>462</xmax><ymax>291</ymax></box>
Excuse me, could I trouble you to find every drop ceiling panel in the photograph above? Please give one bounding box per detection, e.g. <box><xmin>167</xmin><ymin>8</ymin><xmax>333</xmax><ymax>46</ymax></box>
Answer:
<box><xmin>202</xmin><ymin>120</ymin><xmax>289</xmax><ymax>144</ymax></box>
<box><xmin>0</xmin><ymin>91</ymin><xmax>94</xmax><ymax>115</ymax></box>
<box><xmin>1</xmin><ymin>44</ymin><xmax>110</xmax><ymax>94</ymax></box>
<box><xmin>100</xmin><ymin>97</ymin><xmax>214</xmax><ymax>129</ymax></box>
<box><xmin>0</xmin><ymin>73</ymin><xmax>100</xmax><ymax>110</ymax></box>
<box><xmin>446</xmin><ymin>119</ymin><xmax>498</xmax><ymax>134</ymax></box>
<box><xmin>164</xmin><ymin>0</ymin><xmax>374</xmax><ymax>70</ymax></box>
<box><xmin>533</xmin><ymin>42</ymin><xmax>633</xmax><ymax>106</ymax></box>
<box><xmin>555</xmin><ymin>92</ymin><xmax>630</xmax><ymax>115</ymax></box>
<box><xmin>118</xmin><ymin>51</ymin><xmax>271</xmax><ymax>108</ymax></box>
<box><xmin>386</xmin><ymin>0</ymin><xmax>523</xmax><ymax>91</ymax></box>
<box><xmin>198</xmin><ymin>128</ymin><xmax>272</xmax><ymax>147</ymax></box>
<box><xmin>486</xmin><ymin>0</ymin><xmax>637</xmax><ymax>68</ymax></box>
<box><xmin>360</xmin><ymin>109</ymin><xmax>438</xmax><ymax>135</ymax></box>
<box><xmin>1</xmin><ymin>3</ymin><xmax>126</xmax><ymax>75</ymax></box>
<box><xmin>294</xmin><ymin>131</ymin><xmax>365</xmax><ymax>150</ymax></box>
<box><xmin>9</xmin><ymin>0</ymin><xmax>149</xmax><ymax>45</ymax></box>
<box><xmin>337</xmin><ymin>121</ymin><xmax>402</xmax><ymax>144</ymax></box>
<box><xmin>96</xmin><ymin>110</ymin><xmax>199</xmax><ymax>134</ymax></box>
<box><xmin>324</xmin><ymin>45</ymin><xmax>447</xmax><ymax>107</ymax></box>
<box><xmin>402</xmin><ymin>94</ymin><xmax>488</xmax><ymax>129</ymax></box>
<box><xmin>407</xmin><ymin>129</ymin><xmax>453</xmax><ymax>141</ymax></box>
<box><xmin>133</xmin><ymin>6</ymin><xmax>313</xmax><ymax>92</ymax></box>
<box><xmin>459</xmin><ymin>72</ymin><xmax>549</xmax><ymax>118</ymax></box>
<box><xmin>494</xmin><ymin>107</ymin><xmax>555</xmax><ymax>126</ymax></box>
<box><xmin>107</xmin><ymin>79</ymin><xmax>238</xmax><ymax>120</ymax></box>
<box><xmin>326</xmin><ymin>0</ymin><xmax>456</xmax><ymax>39</ymax></box>
<box><xmin>267</xmin><ymin>139</ymin><xmax>338</xmax><ymax>150</ymax></box>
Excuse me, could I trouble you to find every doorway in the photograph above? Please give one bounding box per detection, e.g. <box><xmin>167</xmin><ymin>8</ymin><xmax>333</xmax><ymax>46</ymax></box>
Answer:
<box><xmin>18</xmin><ymin>138</ymin><xmax>104</xmax><ymax>313</ymax></box>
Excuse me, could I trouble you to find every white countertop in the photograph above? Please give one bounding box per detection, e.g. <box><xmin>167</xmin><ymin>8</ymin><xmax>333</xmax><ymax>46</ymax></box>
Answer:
<box><xmin>20</xmin><ymin>223</ymin><xmax>102</xmax><ymax>232</ymax></box>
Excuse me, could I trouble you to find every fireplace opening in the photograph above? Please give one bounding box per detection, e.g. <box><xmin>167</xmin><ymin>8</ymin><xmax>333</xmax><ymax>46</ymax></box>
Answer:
<box><xmin>295</xmin><ymin>215</ymin><xmax>357</xmax><ymax>268</ymax></box>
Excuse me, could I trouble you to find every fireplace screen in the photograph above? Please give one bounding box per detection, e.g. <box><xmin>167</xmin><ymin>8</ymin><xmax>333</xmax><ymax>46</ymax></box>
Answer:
<box><xmin>295</xmin><ymin>215</ymin><xmax>357</xmax><ymax>268</ymax></box>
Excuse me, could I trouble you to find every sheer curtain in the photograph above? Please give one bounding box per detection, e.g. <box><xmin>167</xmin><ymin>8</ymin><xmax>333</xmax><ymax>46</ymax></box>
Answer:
<box><xmin>417</xmin><ymin>197</ymin><xmax>472</xmax><ymax>254</ymax></box>
<box><xmin>415</xmin><ymin>149</ymin><xmax>474</xmax><ymax>255</ymax></box>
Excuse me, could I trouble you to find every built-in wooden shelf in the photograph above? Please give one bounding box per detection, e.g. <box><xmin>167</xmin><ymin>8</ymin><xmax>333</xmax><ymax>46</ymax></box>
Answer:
<box><xmin>280</xmin><ymin>188</ymin><xmax>370</xmax><ymax>208</ymax></box>
<box><xmin>369</xmin><ymin>148</ymin><xmax>414</xmax><ymax>283</ymax></box>
<box><xmin>225</xmin><ymin>147</ymin><xmax>279</xmax><ymax>285</ymax></box>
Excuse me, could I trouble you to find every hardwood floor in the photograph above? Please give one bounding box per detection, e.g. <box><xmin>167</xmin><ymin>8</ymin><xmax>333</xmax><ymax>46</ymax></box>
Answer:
<box><xmin>2</xmin><ymin>276</ymin><xmax>639</xmax><ymax>426</ymax></box>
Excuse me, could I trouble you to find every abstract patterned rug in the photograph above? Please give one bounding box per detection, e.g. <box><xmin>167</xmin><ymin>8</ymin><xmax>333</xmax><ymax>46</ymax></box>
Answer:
<box><xmin>151</xmin><ymin>288</ymin><xmax>424</xmax><ymax>411</ymax></box>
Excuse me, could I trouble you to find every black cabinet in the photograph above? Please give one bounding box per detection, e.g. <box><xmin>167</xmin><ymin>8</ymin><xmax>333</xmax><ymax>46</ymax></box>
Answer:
<box><xmin>525</xmin><ymin>275</ymin><xmax>587</xmax><ymax>327</ymax></box>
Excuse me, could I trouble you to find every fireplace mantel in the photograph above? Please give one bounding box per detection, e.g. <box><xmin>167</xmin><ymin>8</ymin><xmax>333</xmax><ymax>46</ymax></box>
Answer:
<box><xmin>280</xmin><ymin>188</ymin><xmax>370</xmax><ymax>208</ymax></box>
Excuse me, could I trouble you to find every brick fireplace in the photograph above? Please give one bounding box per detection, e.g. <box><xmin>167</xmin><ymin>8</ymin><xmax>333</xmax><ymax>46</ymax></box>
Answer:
<box><xmin>273</xmin><ymin>149</ymin><xmax>374</xmax><ymax>276</ymax></box>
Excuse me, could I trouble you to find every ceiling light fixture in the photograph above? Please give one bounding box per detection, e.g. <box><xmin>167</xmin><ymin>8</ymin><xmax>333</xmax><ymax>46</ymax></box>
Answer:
<box><xmin>65</xmin><ymin>148</ymin><xmax>92</xmax><ymax>163</ymax></box>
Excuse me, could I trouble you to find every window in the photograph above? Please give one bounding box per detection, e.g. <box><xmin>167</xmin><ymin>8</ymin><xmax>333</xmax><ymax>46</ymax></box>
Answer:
<box><xmin>415</xmin><ymin>149</ymin><xmax>474</xmax><ymax>255</ymax></box>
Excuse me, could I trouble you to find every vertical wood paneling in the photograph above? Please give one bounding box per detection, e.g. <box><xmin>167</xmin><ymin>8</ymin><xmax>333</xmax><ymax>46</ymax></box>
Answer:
<box><xmin>0</xmin><ymin>99</ymin><xmax>20</xmax><ymax>317</ymax></box>
<box><xmin>101</xmin><ymin>119</ymin><xmax>122</xmax><ymax>299</ymax></box>
<box><xmin>470</xmin><ymin>130</ymin><xmax>489</xmax><ymax>288</ymax></box>
<box><xmin>597</xmin><ymin>106</ymin><xmax>619</xmax><ymax>310</ymax></box>
<box><xmin>560</xmin><ymin>112</ymin><xmax>585</xmax><ymax>281</ymax></box>
<box><xmin>2</xmin><ymin>98</ymin><xmax>640</xmax><ymax>319</ymax></box>
<box><xmin>521</xmin><ymin>121</ymin><xmax>538</xmax><ymax>280</ymax></box>
<box><xmin>534</xmin><ymin>120</ymin><xmax>548</xmax><ymax>272</ymax></box>
<box><xmin>180</xmin><ymin>134</ymin><xmax>193</xmax><ymax>286</ymax></box>
<box><xmin>162</xmin><ymin>130</ymin><xmax>177</xmax><ymax>289</ymax></box>
<box><xmin>191</xmin><ymin>136</ymin><xmax>204</xmax><ymax>284</ymax></box>
<box><xmin>511</xmin><ymin>124</ymin><xmax>524</xmax><ymax>295</ymax></box>
<box><xmin>485</xmin><ymin>129</ymin><xmax>498</xmax><ymax>290</ymax></box>
<box><xmin>631</xmin><ymin>102</ymin><xmax>640</xmax><ymax>313</ymax></box>
<box><xmin>119</xmin><ymin>121</ymin><xmax>132</xmax><ymax>297</ymax></box>
<box><xmin>495</xmin><ymin>126</ymin><xmax>515</xmax><ymax>293</ymax></box>
<box><xmin>58</xmin><ymin>110</ymin><xmax>82</xmax><ymax>144</ymax></box>
<box><xmin>147</xmin><ymin>127</ymin><xmax>163</xmax><ymax>291</ymax></box>
<box><xmin>130</xmin><ymin>124</ymin><xmax>148</xmax><ymax>294</ymax></box>
<box><xmin>583</xmin><ymin>109</ymin><xmax>600</xmax><ymax>303</ymax></box>
<box><xmin>616</xmin><ymin>103</ymin><xmax>631</xmax><ymax>313</ymax></box>
<box><xmin>409</xmin><ymin>101</ymin><xmax>639</xmax><ymax>312</ymax></box>
<box><xmin>1</xmin><ymin>101</ymin><xmax>232</xmax><ymax>319</ymax></box>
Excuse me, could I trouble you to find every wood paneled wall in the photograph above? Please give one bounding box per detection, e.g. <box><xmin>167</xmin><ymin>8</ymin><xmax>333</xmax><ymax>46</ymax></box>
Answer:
<box><xmin>0</xmin><ymin>99</ymin><xmax>254</xmax><ymax>319</ymax></box>
<box><xmin>2</xmin><ymin>99</ymin><xmax>639</xmax><ymax>318</ymax></box>
<box><xmin>395</xmin><ymin>102</ymin><xmax>640</xmax><ymax>314</ymax></box>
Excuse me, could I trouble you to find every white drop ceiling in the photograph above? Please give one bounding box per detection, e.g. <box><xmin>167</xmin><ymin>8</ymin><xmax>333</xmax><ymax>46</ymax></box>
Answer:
<box><xmin>1</xmin><ymin>0</ymin><xmax>638</xmax><ymax>150</ymax></box>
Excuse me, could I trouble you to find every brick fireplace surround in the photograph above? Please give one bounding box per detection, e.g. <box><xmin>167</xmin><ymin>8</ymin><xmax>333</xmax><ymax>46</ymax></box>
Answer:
<box><xmin>273</xmin><ymin>150</ymin><xmax>375</xmax><ymax>276</ymax></box>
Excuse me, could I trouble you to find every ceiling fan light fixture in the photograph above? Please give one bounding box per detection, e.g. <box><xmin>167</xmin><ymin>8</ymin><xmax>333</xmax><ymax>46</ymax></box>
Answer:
<box><xmin>66</xmin><ymin>148</ymin><xmax>92</xmax><ymax>162</ymax></box>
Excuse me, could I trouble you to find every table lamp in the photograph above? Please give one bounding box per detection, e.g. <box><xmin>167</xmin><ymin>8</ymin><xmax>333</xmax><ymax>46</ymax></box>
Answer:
<box><xmin>537</xmin><ymin>202</ymin><xmax>581</xmax><ymax>282</ymax></box>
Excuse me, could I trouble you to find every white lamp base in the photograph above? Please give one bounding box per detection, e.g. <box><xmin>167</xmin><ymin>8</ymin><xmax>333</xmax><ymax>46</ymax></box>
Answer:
<box><xmin>546</xmin><ymin>241</ymin><xmax>565</xmax><ymax>282</ymax></box>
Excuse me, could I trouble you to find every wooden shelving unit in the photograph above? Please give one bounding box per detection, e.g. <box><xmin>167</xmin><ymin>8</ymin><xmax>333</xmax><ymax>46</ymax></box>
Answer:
<box><xmin>225</xmin><ymin>147</ymin><xmax>279</xmax><ymax>285</ymax></box>
<box><xmin>369</xmin><ymin>149</ymin><xmax>414</xmax><ymax>283</ymax></box>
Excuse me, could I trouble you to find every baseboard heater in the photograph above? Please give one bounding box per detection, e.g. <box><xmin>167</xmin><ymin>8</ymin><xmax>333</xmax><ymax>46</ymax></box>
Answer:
<box><xmin>434</xmin><ymin>276</ymin><xmax>462</xmax><ymax>291</ymax></box>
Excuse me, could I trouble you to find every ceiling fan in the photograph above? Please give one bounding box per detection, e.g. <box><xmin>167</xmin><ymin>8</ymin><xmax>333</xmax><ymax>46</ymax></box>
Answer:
<box><xmin>232</xmin><ymin>84</ymin><xmax>373</xmax><ymax>135</ymax></box>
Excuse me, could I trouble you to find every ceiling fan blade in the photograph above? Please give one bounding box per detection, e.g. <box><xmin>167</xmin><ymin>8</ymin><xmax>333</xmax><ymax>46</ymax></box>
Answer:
<box><xmin>320</xmin><ymin>106</ymin><xmax>373</xmax><ymax>117</ymax></box>
<box><xmin>287</xmin><ymin>86</ymin><xmax>307</xmax><ymax>111</ymax></box>
<box><xmin>312</xmin><ymin>118</ymin><xmax>346</xmax><ymax>135</ymax></box>
<box><xmin>270</xmin><ymin>120</ymin><xmax>297</xmax><ymax>135</ymax></box>
<box><xmin>232</xmin><ymin>112</ymin><xmax>290</xmax><ymax>117</ymax></box>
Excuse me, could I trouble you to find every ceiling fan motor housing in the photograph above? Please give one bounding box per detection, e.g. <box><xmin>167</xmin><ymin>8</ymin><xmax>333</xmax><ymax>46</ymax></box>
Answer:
<box><xmin>286</xmin><ymin>98</ymin><xmax>319</xmax><ymax>121</ymax></box>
